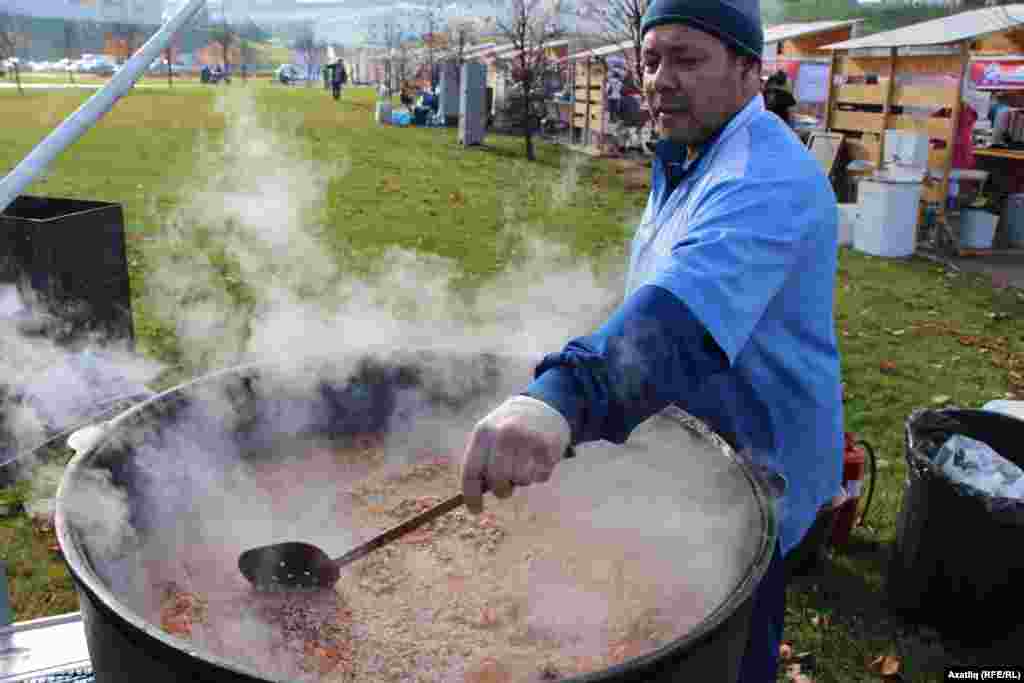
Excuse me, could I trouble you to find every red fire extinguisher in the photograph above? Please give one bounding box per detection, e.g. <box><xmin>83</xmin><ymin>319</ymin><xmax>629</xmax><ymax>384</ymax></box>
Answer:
<box><xmin>830</xmin><ymin>433</ymin><xmax>877</xmax><ymax>548</ymax></box>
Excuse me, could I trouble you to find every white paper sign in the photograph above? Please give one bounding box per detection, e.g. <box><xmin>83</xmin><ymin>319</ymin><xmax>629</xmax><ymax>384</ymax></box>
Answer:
<box><xmin>795</xmin><ymin>62</ymin><xmax>830</xmax><ymax>104</ymax></box>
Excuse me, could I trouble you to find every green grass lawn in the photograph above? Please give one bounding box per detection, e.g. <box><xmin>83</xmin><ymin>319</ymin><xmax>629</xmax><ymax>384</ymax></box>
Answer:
<box><xmin>2</xmin><ymin>82</ymin><xmax>1024</xmax><ymax>680</ymax></box>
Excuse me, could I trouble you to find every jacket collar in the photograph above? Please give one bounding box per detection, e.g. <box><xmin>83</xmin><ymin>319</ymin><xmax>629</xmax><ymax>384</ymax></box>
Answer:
<box><xmin>654</xmin><ymin>93</ymin><xmax>766</xmax><ymax>180</ymax></box>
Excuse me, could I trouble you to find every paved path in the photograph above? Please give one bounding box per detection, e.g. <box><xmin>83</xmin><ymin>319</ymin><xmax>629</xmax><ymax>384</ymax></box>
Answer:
<box><xmin>949</xmin><ymin>252</ymin><xmax>1024</xmax><ymax>289</ymax></box>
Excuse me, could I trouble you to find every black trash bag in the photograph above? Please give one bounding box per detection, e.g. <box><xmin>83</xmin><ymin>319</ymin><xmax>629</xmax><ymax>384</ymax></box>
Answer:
<box><xmin>888</xmin><ymin>407</ymin><xmax>1024</xmax><ymax>645</ymax></box>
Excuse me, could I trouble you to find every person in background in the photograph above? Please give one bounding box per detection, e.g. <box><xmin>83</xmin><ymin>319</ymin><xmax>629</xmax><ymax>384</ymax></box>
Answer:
<box><xmin>323</xmin><ymin>63</ymin><xmax>331</xmax><ymax>91</ymax></box>
<box><xmin>456</xmin><ymin>0</ymin><xmax>843</xmax><ymax>681</ymax></box>
<box><xmin>400</xmin><ymin>80</ymin><xmax>415</xmax><ymax>109</ymax></box>
<box><xmin>763</xmin><ymin>70</ymin><xmax>796</xmax><ymax>127</ymax></box>
<box><xmin>332</xmin><ymin>58</ymin><xmax>347</xmax><ymax>101</ymax></box>
<box><xmin>607</xmin><ymin>69</ymin><xmax>624</xmax><ymax>122</ymax></box>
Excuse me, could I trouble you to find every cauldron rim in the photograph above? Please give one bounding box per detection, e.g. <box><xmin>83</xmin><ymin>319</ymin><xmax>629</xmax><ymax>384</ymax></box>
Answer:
<box><xmin>55</xmin><ymin>356</ymin><xmax>779</xmax><ymax>682</ymax></box>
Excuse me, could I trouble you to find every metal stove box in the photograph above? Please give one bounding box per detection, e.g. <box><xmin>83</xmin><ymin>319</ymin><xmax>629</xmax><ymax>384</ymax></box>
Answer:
<box><xmin>0</xmin><ymin>196</ymin><xmax>134</xmax><ymax>347</ymax></box>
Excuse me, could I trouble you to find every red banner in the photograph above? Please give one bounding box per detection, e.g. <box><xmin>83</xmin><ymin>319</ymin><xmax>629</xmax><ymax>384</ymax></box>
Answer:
<box><xmin>970</xmin><ymin>60</ymin><xmax>1024</xmax><ymax>90</ymax></box>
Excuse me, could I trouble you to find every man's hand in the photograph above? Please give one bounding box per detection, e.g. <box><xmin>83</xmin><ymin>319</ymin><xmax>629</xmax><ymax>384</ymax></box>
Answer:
<box><xmin>460</xmin><ymin>396</ymin><xmax>571</xmax><ymax>514</ymax></box>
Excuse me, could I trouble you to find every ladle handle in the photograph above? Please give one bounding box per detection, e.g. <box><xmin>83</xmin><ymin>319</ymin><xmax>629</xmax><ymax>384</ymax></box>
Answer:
<box><xmin>329</xmin><ymin>446</ymin><xmax>576</xmax><ymax>571</ymax></box>
<box><xmin>331</xmin><ymin>493</ymin><xmax>467</xmax><ymax>570</ymax></box>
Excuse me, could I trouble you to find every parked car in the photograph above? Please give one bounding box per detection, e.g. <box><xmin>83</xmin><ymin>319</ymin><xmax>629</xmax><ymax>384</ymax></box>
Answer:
<box><xmin>276</xmin><ymin>64</ymin><xmax>306</xmax><ymax>85</ymax></box>
<box><xmin>149</xmin><ymin>60</ymin><xmax>189</xmax><ymax>75</ymax></box>
<box><xmin>76</xmin><ymin>57</ymin><xmax>116</xmax><ymax>76</ymax></box>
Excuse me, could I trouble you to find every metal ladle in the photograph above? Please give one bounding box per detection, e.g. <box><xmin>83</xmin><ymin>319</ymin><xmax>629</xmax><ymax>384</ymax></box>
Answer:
<box><xmin>237</xmin><ymin>492</ymin><xmax>470</xmax><ymax>591</ymax></box>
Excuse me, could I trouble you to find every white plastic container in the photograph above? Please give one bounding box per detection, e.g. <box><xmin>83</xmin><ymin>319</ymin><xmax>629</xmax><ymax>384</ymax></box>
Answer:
<box><xmin>884</xmin><ymin>130</ymin><xmax>930</xmax><ymax>168</ymax></box>
<box><xmin>854</xmin><ymin>178</ymin><xmax>923</xmax><ymax>258</ymax></box>
<box><xmin>959</xmin><ymin>208</ymin><xmax>998</xmax><ymax>250</ymax></box>
<box><xmin>1006</xmin><ymin>193</ymin><xmax>1024</xmax><ymax>247</ymax></box>
<box><xmin>837</xmin><ymin>204</ymin><xmax>858</xmax><ymax>246</ymax></box>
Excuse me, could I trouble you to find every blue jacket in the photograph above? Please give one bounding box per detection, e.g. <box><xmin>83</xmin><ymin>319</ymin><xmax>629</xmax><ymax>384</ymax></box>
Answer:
<box><xmin>526</xmin><ymin>94</ymin><xmax>843</xmax><ymax>556</ymax></box>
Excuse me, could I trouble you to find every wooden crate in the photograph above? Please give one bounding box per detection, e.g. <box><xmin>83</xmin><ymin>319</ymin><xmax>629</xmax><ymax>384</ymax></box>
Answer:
<box><xmin>833</xmin><ymin>82</ymin><xmax>887</xmax><ymax>106</ymax></box>
<box><xmin>573</xmin><ymin>110</ymin><xmax>604</xmax><ymax>128</ymax></box>
<box><xmin>892</xmin><ymin>84</ymin><xmax>959</xmax><ymax>109</ymax></box>
<box><xmin>831</xmin><ymin>109</ymin><xmax>885</xmax><ymax>133</ymax></box>
<box><xmin>844</xmin><ymin>134</ymin><xmax>882</xmax><ymax>166</ymax></box>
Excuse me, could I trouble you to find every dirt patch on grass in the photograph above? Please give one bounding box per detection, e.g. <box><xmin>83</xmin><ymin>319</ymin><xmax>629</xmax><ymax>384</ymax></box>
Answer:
<box><xmin>607</xmin><ymin>158</ymin><xmax>650</xmax><ymax>192</ymax></box>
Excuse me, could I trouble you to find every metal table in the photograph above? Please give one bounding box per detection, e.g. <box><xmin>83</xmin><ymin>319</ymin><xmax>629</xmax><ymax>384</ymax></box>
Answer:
<box><xmin>0</xmin><ymin>613</ymin><xmax>92</xmax><ymax>682</ymax></box>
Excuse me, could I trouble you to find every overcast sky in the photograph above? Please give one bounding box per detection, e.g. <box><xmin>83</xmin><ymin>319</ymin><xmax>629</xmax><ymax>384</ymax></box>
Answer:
<box><xmin>3</xmin><ymin>0</ymin><xmax>595</xmax><ymax>48</ymax></box>
<box><xmin>165</xmin><ymin>0</ymin><xmax>595</xmax><ymax>44</ymax></box>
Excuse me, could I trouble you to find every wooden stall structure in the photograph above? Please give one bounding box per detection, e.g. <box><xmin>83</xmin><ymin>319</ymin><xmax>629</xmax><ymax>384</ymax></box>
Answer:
<box><xmin>560</xmin><ymin>39</ymin><xmax>648</xmax><ymax>156</ymax></box>
<box><xmin>763</xmin><ymin>20</ymin><xmax>861</xmax><ymax>133</ymax></box>
<box><xmin>823</xmin><ymin>5</ymin><xmax>1024</xmax><ymax>256</ymax></box>
<box><xmin>557</xmin><ymin>22</ymin><xmax>859</xmax><ymax>156</ymax></box>
<box><xmin>469</xmin><ymin>39</ymin><xmax>569</xmax><ymax>125</ymax></box>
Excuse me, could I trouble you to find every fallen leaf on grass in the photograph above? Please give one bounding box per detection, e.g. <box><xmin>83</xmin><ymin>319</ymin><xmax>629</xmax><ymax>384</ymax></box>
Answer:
<box><xmin>784</xmin><ymin>662</ymin><xmax>815</xmax><ymax>682</ymax></box>
<box><xmin>880</xmin><ymin>360</ymin><xmax>897</xmax><ymax>374</ymax></box>
<box><xmin>870</xmin><ymin>655</ymin><xmax>901</xmax><ymax>677</ymax></box>
<box><xmin>449</xmin><ymin>191</ymin><xmax>466</xmax><ymax>208</ymax></box>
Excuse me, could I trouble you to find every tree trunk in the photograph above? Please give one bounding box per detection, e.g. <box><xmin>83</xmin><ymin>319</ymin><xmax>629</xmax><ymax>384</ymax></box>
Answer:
<box><xmin>167</xmin><ymin>59</ymin><xmax>172</xmax><ymax>88</ymax></box>
<box><xmin>523</xmin><ymin>85</ymin><xmax>535</xmax><ymax>161</ymax></box>
<box><xmin>14</xmin><ymin>62</ymin><xmax>22</xmax><ymax>95</ymax></box>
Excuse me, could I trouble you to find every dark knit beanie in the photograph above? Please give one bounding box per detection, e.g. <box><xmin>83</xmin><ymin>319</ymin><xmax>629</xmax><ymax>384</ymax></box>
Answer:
<box><xmin>641</xmin><ymin>0</ymin><xmax>764</xmax><ymax>60</ymax></box>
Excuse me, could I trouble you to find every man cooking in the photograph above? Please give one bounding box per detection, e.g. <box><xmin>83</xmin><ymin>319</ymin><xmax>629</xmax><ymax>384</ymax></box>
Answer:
<box><xmin>458</xmin><ymin>0</ymin><xmax>843</xmax><ymax>680</ymax></box>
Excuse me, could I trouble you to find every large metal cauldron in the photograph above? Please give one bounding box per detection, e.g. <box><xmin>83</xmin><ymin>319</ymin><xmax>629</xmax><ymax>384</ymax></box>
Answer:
<box><xmin>56</xmin><ymin>349</ymin><xmax>778</xmax><ymax>683</ymax></box>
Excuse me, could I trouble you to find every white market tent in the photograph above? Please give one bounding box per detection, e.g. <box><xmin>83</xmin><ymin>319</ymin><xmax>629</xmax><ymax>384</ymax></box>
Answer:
<box><xmin>824</xmin><ymin>5</ymin><xmax>1024</xmax><ymax>51</ymax></box>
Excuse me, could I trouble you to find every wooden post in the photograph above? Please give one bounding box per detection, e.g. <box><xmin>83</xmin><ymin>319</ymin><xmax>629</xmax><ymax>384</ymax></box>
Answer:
<box><xmin>585</xmin><ymin>56</ymin><xmax>593</xmax><ymax>149</ymax></box>
<box><xmin>824</xmin><ymin>50</ymin><xmax>838</xmax><ymax>131</ymax></box>
<box><xmin>569</xmin><ymin>56</ymin><xmax>576</xmax><ymax>146</ymax></box>
<box><xmin>938</xmin><ymin>40</ymin><xmax>971</xmax><ymax>243</ymax></box>
<box><xmin>878</xmin><ymin>46</ymin><xmax>898</xmax><ymax>170</ymax></box>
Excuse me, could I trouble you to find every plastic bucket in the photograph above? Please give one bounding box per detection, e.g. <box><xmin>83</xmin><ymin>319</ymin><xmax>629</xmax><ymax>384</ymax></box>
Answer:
<box><xmin>959</xmin><ymin>209</ymin><xmax>998</xmax><ymax>250</ymax></box>
<box><xmin>1006</xmin><ymin>194</ymin><xmax>1024</xmax><ymax>247</ymax></box>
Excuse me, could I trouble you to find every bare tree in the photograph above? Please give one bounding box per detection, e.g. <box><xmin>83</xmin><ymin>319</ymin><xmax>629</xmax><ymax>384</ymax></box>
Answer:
<box><xmin>418</xmin><ymin>0</ymin><xmax>447</xmax><ymax>92</ymax></box>
<box><xmin>237</xmin><ymin>19</ymin><xmax>268</xmax><ymax>83</ymax></box>
<box><xmin>579</xmin><ymin>0</ymin><xmax>648</xmax><ymax>92</ymax></box>
<box><xmin>377</xmin><ymin>20</ymin><xmax>402</xmax><ymax>96</ymax></box>
<box><xmin>393</xmin><ymin>38</ymin><xmax>416</xmax><ymax>93</ymax></box>
<box><xmin>0</xmin><ymin>12</ymin><xmax>24</xmax><ymax>95</ymax></box>
<box><xmin>292</xmin><ymin>22</ymin><xmax>319</xmax><ymax>88</ymax></box>
<box><xmin>491</xmin><ymin>0</ymin><xmax>567</xmax><ymax>161</ymax></box>
<box><xmin>63</xmin><ymin>19</ymin><xmax>79</xmax><ymax>84</ymax></box>
<box><xmin>110</xmin><ymin>22</ymin><xmax>144</xmax><ymax>64</ymax></box>
<box><xmin>209</xmin><ymin>13</ymin><xmax>237</xmax><ymax>81</ymax></box>
<box><xmin>444</xmin><ymin>17</ymin><xmax>480</xmax><ymax>75</ymax></box>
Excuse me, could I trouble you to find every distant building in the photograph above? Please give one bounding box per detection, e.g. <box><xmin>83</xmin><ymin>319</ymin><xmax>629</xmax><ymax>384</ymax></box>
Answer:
<box><xmin>4</xmin><ymin>0</ymin><xmax>209</xmax><ymax>62</ymax></box>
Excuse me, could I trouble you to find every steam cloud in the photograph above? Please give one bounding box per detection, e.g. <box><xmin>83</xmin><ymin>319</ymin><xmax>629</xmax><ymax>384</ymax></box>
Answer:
<box><xmin>7</xmin><ymin>88</ymin><xmax>764</xmax><ymax>681</ymax></box>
